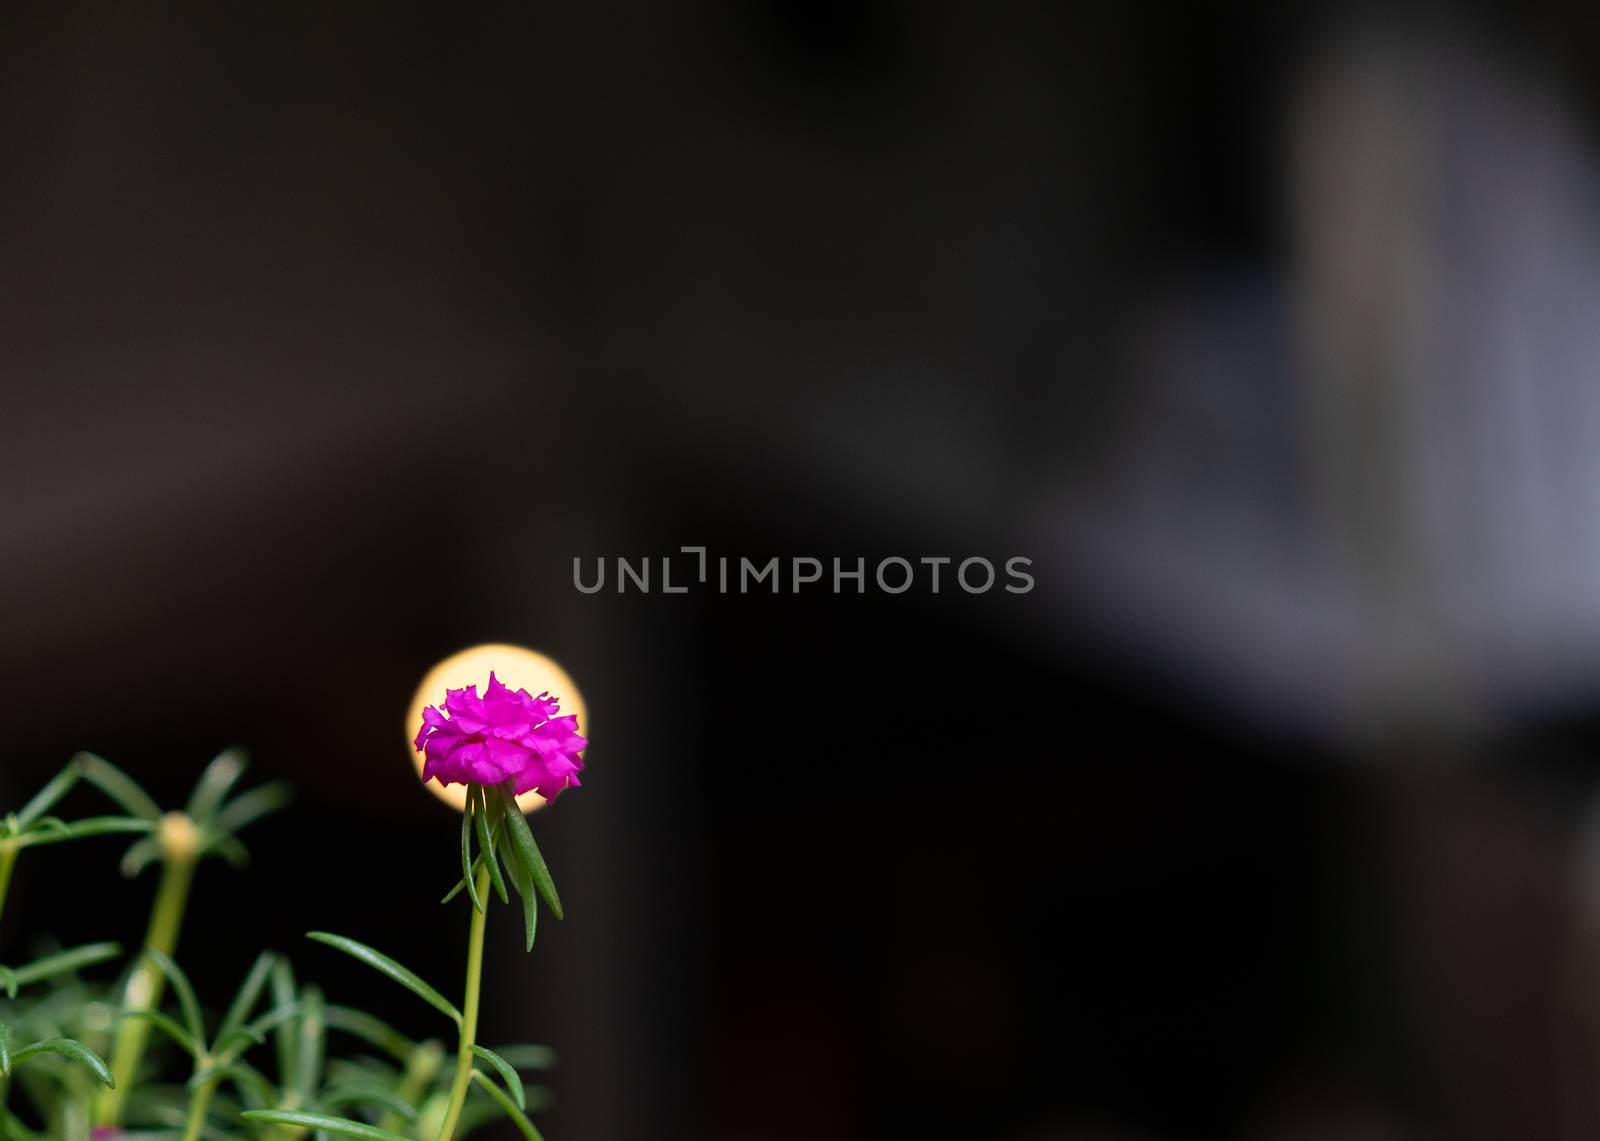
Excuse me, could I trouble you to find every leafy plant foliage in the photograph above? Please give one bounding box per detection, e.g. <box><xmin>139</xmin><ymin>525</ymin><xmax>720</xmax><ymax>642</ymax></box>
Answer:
<box><xmin>0</xmin><ymin>755</ymin><xmax>556</xmax><ymax>1140</ymax></box>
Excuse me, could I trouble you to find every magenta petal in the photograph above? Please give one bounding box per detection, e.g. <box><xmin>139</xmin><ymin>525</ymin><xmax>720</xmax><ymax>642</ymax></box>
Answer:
<box><xmin>414</xmin><ymin>671</ymin><xmax>586</xmax><ymax>800</ymax></box>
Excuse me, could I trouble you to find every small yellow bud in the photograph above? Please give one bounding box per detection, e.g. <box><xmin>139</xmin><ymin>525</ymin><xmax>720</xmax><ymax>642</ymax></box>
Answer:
<box><xmin>157</xmin><ymin>812</ymin><xmax>200</xmax><ymax>862</ymax></box>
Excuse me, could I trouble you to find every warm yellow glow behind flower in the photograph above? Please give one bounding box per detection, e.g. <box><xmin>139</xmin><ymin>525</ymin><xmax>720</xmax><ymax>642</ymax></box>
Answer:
<box><xmin>406</xmin><ymin>644</ymin><xmax>588</xmax><ymax>814</ymax></box>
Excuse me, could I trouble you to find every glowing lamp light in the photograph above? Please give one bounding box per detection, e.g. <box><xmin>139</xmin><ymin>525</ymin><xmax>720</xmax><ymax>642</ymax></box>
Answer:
<box><xmin>406</xmin><ymin>643</ymin><xmax>588</xmax><ymax>814</ymax></box>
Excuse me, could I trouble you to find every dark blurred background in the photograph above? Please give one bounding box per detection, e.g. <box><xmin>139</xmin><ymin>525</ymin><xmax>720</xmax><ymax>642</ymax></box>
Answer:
<box><xmin>11</xmin><ymin>2</ymin><xmax>1600</xmax><ymax>1138</ymax></box>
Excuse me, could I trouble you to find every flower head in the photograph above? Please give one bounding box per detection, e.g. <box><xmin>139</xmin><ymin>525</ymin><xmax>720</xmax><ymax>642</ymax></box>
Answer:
<box><xmin>414</xmin><ymin>672</ymin><xmax>587</xmax><ymax>800</ymax></box>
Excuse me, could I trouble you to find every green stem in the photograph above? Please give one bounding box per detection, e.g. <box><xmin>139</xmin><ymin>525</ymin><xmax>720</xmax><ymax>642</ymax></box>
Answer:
<box><xmin>95</xmin><ymin>822</ymin><xmax>198</xmax><ymax>1127</ymax></box>
<box><xmin>180</xmin><ymin>1077</ymin><xmax>216</xmax><ymax>1141</ymax></box>
<box><xmin>58</xmin><ymin>1081</ymin><xmax>88</xmax><ymax>1141</ymax></box>
<box><xmin>0</xmin><ymin>841</ymin><xmax>17</xmax><ymax>934</ymax></box>
<box><xmin>435</xmin><ymin>864</ymin><xmax>491</xmax><ymax>1141</ymax></box>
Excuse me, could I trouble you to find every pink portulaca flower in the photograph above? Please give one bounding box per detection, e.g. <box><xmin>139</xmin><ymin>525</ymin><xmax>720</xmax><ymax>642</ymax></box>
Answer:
<box><xmin>415</xmin><ymin>672</ymin><xmax>587</xmax><ymax>800</ymax></box>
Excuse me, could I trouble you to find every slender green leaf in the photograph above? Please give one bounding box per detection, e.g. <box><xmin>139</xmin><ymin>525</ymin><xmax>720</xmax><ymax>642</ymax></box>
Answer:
<box><xmin>21</xmin><ymin>816</ymin><xmax>67</xmax><ymax>840</ymax></box>
<box><xmin>144</xmin><ymin>949</ymin><xmax>205</xmax><ymax>1047</ymax></box>
<box><xmin>305</xmin><ymin>933</ymin><xmax>461</xmax><ymax>1025</ymax></box>
<box><xmin>120</xmin><ymin>834</ymin><xmax>162</xmax><ymax>877</ymax></box>
<box><xmin>246</xmin><ymin>1001</ymin><xmax>304</xmax><ymax>1043</ymax></box>
<box><xmin>201</xmin><ymin>833</ymin><xmax>250</xmax><ymax>868</ymax></box>
<box><xmin>210</xmin><ymin>782</ymin><xmax>291</xmax><ymax>837</ymax></box>
<box><xmin>0</xmin><ymin>1023</ymin><xmax>11</xmax><ymax>1075</ymax></box>
<box><xmin>218</xmin><ymin>951</ymin><xmax>276</xmax><ymax>1043</ymax></box>
<box><xmin>487</xmin><ymin>1044</ymin><xmax>557</xmax><ymax>1071</ymax></box>
<box><xmin>499</xmin><ymin>786</ymin><xmax>562</xmax><ymax>920</ymax></box>
<box><xmin>73</xmin><ymin>753</ymin><xmax>160</xmax><ymax>821</ymax></box>
<box><xmin>0</xmin><ymin>968</ymin><xmax>16</xmax><ymax>1001</ymax></box>
<box><xmin>238</xmin><ymin>1110</ymin><xmax>413</xmax><ymax>1140</ymax></box>
<box><xmin>295</xmin><ymin>984</ymin><xmax>324</xmax><ymax>1101</ymax></box>
<box><xmin>318</xmin><ymin>1084</ymin><xmax>419</xmax><ymax>1121</ymax></box>
<box><xmin>198</xmin><ymin>1061</ymin><xmax>277</xmax><ymax>1107</ymax></box>
<box><xmin>270</xmin><ymin>956</ymin><xmax>298</xmax><ymax>1083</ymax></box>
<box><xmin>473</xmin><ymin>787</ymin><xmax>509</xmax><ymax>905</ymax></box>
<box><xmin>440</xmin><ymin>854</ymin><xmax>484</xmax><ymax>905</ymax></box>
<box><xmin>212</xmin><ymin>1001</ymin><xmax>302</xmax><ymax>1066</ymax></box>
<box><xmin>498</xmin><ymin>829</ymin><xmax>537</xmax><ymax>952</ymax></box>
<box><xmin>208</xmin><ymin>1025</ymin><xmax>264</xmax><ymax>1060</ymax></box>
<box><xmin>470</xmin><ymin>1068</ymin><xmax>545</xmax><ymax>1140</ymax></box>
<box><xmin>15</xmin><ymin>766</ymin><xmax>80</xmax><ymax>829</ymax></box>
<box><xmin>439</xmin><ymin>802</ymin><xmax>509</xmax><ymax>907</ymax></box>
<box><xmin>12</xmin><ymin>1038</ymin><xmax>114</xmax><ymax>1087</ymax></box>
<box><xmin>7</xmin><ymin>942</ymin><xmax>121</xmax><ymax>989</ymax></box>
<box><xmin>186</xmin><ymin>749</ymin><xmax>248</xmax><ymax>825</ymax></box>
<box><xmin>462</xmin><ymin>798</ymin><xmax>484</xmax><ymax>914</ymax></box>
<box><xmin>470</xmin><ymin>1045</ymin><xmax>526</xmax><ymax>1109</ymax></box>
<box><xmin>19</xmin><ymin>816</ymin><xmax>153</xmax><ymax>848</ymax></box>
<box><xmin>119</xmin><ymin>1010</ymin><xmax>199</xmax><ymax>1058</ymax></box>
<box><xmin>322</xmin><ymin>1006</ymin><xmax>414</xmax><ymax>1063</ymax></box>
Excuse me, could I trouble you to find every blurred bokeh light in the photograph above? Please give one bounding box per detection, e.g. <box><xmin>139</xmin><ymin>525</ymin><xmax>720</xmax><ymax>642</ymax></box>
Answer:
<box><xmin>405</xmin><ymin>643</ymin><xmax>589</xmax><ymax>814</ymax></box>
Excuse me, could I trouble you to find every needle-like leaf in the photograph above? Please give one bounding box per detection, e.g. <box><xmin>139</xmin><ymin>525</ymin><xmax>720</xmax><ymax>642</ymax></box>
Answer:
<box><xmin>14</xmin><ymin>766</ymin><xmax>80</xmax><ymax>829</ymax></box>
<box><xmin>473</xmin><ymin>786</ymin><xmax>509</xmax><ymax>905</ymax></box>
<box><xmin>200</xmin><ymin>833</ymin><xmax>250</xmax><ymax>868</ymax></box>
<box><xmin>239</xmin><ymin>1110</ymin><xmax>413</xmax><ymax>1140</ymax></box>
<box><xmin>186</xmin><ymin>749</ymin><xmax>248</xmax><ymax>825</ymax></box>
<box><xmin>200</xmin><ymin>1061</ymin><xmax>278</xmax><ymax>1108</ymax></box>
<box><xmin>218</xmin><ymin>951</ymin><xmax>276</xmax><ymax>1045</ymax></box>
<box><xmin>119</xmin><ymin>1009</ymin><xmax>199</xmax><ymax>1059</ymax></box>
<box><xmin>72</xmin><ymin>754</ymin><xmax>160</xmax><ymax>822</ymax></box>
<box><xmin>6</xmin><ymin>942</ymin><xmax>122</xmax><ymax>990</ymax></box>
<box><xmin>500</xmin><ymin>786</ymin><xmax>562</xmax><ymax>920</ymax></box>
<box><xmin>294</xmin><ymin>984</ymin><xmax>324</xmax><ymax>1102</ymax></box>
<box><xmin>119</xmin><ymin>835</ymin><xmax>162</xmax><ymax>878</ymax></box>
<box><xmin>210</xmin><ymin>783</ymin><xmax>291</xmax><ymax>838</ymax></box>
<box><xmin>439</xmin><ymin>854</ymin><xmax>486</xmax><ymax>905</ymax></box>
<box><xmin>482</xmin><ymin>1043</ymin><xmax>557</xmax><ymax>1071</ymax></box>
<box><xmin>19</xmin><ymin>817</ymin><xmax>153</xmax><ymax>848</ymax></box>
<box><xmin>270</xmin><ymin>956</ymin><xmax>298</xmax><ymax>1083</ymax></box>
<box><xmin>20</xmin><ymin>817</ymin><xmax>66</xmax><ymax>840</ymax></box>
<box><xmin>318</xmin><ymin>1084</ymin><xmax>420</xmax><ymax>1121</ymax></box>
<box><xmin>304</xmin><ymin>933</ymin><xmax>461</xmax><ymax>1025</ymax></box>
<box><xmin>498</xmin><ymin>829</ymin><xmax>537</xmax><ymax>952</ymax></box>
<box><xmin>321</xmin><ymin>1005</ymin><xmax>415</xmax><ymax>1063</ymax></box>
<box><xmin>12</xmin><ymin>1038</ymin><xmax>115</xmax><ymax>1088</ymax></box>
<box><xmin>470</xmin><ymin>1068</ymin><xmax>546</xmax><ymax>1140</ymax></box>
<box><xmin>211</xmin><ymin>1000</ymin><xmax>302</xmax><ymax>1068</ymax></box>
<box><xmin>470</xmin><ymin>1044</ymin><xmax>527</xmax><ymax>1109</ymax></box>
<box><xmin>144</xmin><ymin>949</ymin><xmax>205</xmax><ymax>1049</ymax></box>
<box><xmin>461</xmin><ymin>798</ymin><xmax>484</xmax><ymax>914</ymax></box>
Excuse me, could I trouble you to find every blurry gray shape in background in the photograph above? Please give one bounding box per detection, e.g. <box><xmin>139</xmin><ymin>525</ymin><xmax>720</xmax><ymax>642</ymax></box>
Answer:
<box><xmin>1050</xmin><ymin>24</ymin><xmax>1600</xmax><ymax>743</ymax></box>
